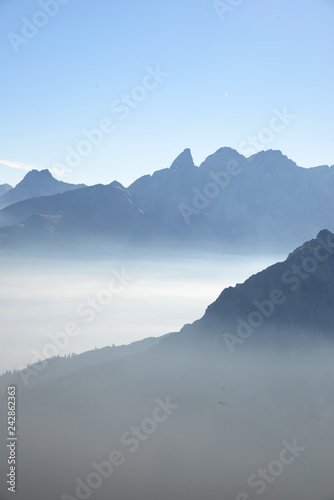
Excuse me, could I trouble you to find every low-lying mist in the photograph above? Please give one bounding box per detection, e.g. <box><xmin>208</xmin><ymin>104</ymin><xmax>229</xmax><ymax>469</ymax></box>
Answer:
<box><xmin>1</xmin><ymin>248</ymin><xmax>333</xmax><ymax>500</ymax></box>
<box><xmin>0</xmin><ymin>251</ymin><xmax>281</xmax><ymax>374</ymax></box>
<box><xmin>0</xmin><ymin>346</ymin><xmax>333</xmax><ymax>500</ymax></box>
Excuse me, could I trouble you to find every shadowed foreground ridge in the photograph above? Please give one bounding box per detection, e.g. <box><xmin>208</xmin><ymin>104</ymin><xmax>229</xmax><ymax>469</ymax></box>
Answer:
<box><xmin>169</xmin><ymin>229</ymin><xmax>334</xmax><ymax>354</ymax></box>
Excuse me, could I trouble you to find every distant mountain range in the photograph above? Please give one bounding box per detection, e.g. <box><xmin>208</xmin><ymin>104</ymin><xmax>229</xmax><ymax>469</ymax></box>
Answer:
<box><xmin>0</xmin><ymin>168</ymin><xmax>85</xmax><ymax>210</ymax></box>
<box><xmin>0</xmin><ymin>183</ymin><xmax>13</xmax><ymax>197</ymax></box>
<box><xmin>1</xmin><ymin>148</ymin><xmax>334</xmax><ymax>253</ymax></box>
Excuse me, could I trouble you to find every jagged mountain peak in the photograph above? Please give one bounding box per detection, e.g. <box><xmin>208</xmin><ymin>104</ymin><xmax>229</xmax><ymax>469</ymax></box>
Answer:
<box><xmin>213</xmin><ymin>146</ymin><xmax>242</xmax><ymax>156</ymax></box>
<box><xmin>317</xmin><ymin>228</ymin><xmax>334</xmax><ymax>240</ymax></box>
<box><xmin>287</xmin><ymin>229</ymin><xmax>334</xmax><ymax>260</ymax></box>
<box><xmin>248</xmin><ymin>149</ymin><xmax>298</xmax><ymax>169</ymax></box>
<box><xmin>199</xmin><ymin>147</ymin><xmax>245</xmax><ymax>170</ymax></box>
<box><xmin>128</xmin><ymin>149</ymin><xmax>196</xmax><ymax>192</ymax></box>
<box><xmin>16</xmin><ymin>169</ymin><xmax>58</xmax><ymax>188</ymax></box>
<box><xmin>170</xmin><ymin>148</ymin><xmax>195</xmax><ymax>171</ymax></box>
<box><xmin>23</xmin><ymin>168</ymin><xmax>53</xmax><ymax>178</ymax></box>
<box><xmin>194</xmin><ymin>228</ymin><xmax>334</xmax><ymax>349</ymax></box>
<box><xmin>0</xmin><ymin>168</ymin><xmax>85</xmax><ymax>210</ymax></box>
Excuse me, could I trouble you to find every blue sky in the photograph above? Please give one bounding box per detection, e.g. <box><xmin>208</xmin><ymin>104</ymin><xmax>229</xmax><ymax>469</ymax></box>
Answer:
<box><xmin>0</xmin><ymin>0</ymin><xmax>333</xmax><ymax>187</ymax></box>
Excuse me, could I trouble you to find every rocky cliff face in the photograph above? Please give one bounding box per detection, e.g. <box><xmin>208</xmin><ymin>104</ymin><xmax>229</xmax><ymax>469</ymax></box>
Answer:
<box><xmin>163</xmin><ymin>229</ymin><xmax>334</xmax><ymax>354</ymax></box>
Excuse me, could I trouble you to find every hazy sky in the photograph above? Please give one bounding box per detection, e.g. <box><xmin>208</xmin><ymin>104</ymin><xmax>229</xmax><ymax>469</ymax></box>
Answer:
<box><xmin>0</xmin><ymin>0</ymin><xmax>333</xmax><ymax>187</ymax></box>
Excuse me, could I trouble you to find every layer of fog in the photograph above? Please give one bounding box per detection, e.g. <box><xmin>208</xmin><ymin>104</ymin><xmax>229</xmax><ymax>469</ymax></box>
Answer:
<box><xmin>0</xmin><ymin>348</ymin><xmax>333</xmax><ymax>500</ymax></box>
<box><xmin>0</xmin><ymin>252</ymin><xmax>282</xmax><ymax>374</ymax></box>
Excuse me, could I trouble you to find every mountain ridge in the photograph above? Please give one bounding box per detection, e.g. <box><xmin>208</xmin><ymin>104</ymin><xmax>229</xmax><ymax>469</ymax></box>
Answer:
<box><xmin>0</xmin><ymin>168</ymin><xmax>85</xmax><ymax>210</ymax></box>
<box><xmin>2</xmin><ymin>229</ymin><xmax>334</xmax><ymax>386</ymax></box>
<box><xmin>0</xmin><ymin>183</ymin><xmax>13</xmax><ymax>197</ymax></box>
<box><xmin>1</xmin><ymin>148</ymin><xmax>334</xmax><ymax>253</ymax></box>
<box><xmin>164</xmin><ymin>228</ymin><xmax>334</xmax><ymax>355</ymax></box>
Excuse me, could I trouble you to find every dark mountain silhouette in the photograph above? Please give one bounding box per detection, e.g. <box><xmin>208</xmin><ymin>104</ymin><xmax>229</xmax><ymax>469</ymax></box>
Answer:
<box><xmin>0</xmin><ymin>336</ymin><xmax>162</xmax><ymax>395</ymax></box>
<box><xmin>130</xmin><ymin>148</ymin><xmax>334</xmax><ymax>249</ymax></box>
<box><xmin>0</xmin><ymin>148</ymin><xmax>334</xmax><ymax>253</ymax></box>
<box><xmin>0</xmin><ymin>182</ymin><xmax>165</xmax><ymax>252</ymax></box>
<box><xmin>161</xmin><ymin>229</ymin><xmax>334</xmax><ymax>355</ymax></box>
<box><xmin>0</xmin><ymin>169</ymin><xmax>85</xmax><ymax>210</ymax></box>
